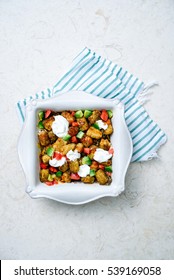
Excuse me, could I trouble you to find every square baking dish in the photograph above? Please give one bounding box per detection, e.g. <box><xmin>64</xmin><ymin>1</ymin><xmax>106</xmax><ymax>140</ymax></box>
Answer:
<box><xmin>18</xmin><ymin>91</ymin><xmax>132</xmax><ymax>205</ymax></box>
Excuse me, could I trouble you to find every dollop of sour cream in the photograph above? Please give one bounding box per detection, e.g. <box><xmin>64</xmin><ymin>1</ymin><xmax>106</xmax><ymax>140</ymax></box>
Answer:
<box><xmin>52</xmin><ymin>115</ymin><xmax>69</xmax><ymax>137</ymax></box>
<box><xmin>78</xmin><ymin>164</ymin><xmax>90</xmax><ymax>177</ymax></box>
<box><xmin>66</xmin><ymin>149</ymin><xmax>81</xmax><ymax>161</ymax></box>
<box><xmin>96</xmin><ymin>120</ymin><xmax>108</xmax><ymax>130</ymax></box>
<box><xmin>94</xmin><ymin>148</ymin><xmax>112</xmax><ymax>163</ymax></box>
<box><xmin>49</xmin><ymin>157</ymin><xmax>66</xmax><ymax>167</ymax></box>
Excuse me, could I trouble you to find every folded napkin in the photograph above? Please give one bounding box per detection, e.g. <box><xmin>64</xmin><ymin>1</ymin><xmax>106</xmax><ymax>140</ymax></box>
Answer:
<box><xmin>16</xmin><ymin>47</ymin><xmax>167</xmax><ymax>162</ymax></box>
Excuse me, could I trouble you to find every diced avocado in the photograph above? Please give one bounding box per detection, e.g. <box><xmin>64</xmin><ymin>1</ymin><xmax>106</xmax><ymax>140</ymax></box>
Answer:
<box><xmin>90</xmin><ymin>169</ymin><xmax>96</xmax><ymax>177</ymax></box>
<box><xmin>107</xmin><ymin>110</ymin><xmax>113</xmax><ymax>118</ymax></box>
<box><xmin>38</xmin><ymin>111</ymin><xmax>44</xmax><ymax>121</ymax></box>
<box><xmin>105</xmin><ymin>166</ymin><xmax>112</xmax><ymax>172</ymax></box>
<box><xmin>56</xmin><ymin>171</ymin><xmax>62</xmax><ymax>177</ymax></box>
<box><xmin>84</xmin><ymin>110</ymin><xmax>92</xmax><ymax>118</ymax></box>
<box><xmin>75</xmin><ymin>110</ymin><xmax>83</xmax><ymax>118</ymax></box>
<box><xmin>46</xmin><ymin>147</ymin><xmax>54</xmax><ymax>157</ymax></box>
<box><xmin>38</xmin><ymin>121</ymin><xmax>44</xmax><ymax>129</ymax></box>
<box><xmin>92</xmin><ymin>123</ymin><xmax>100</xmax><ymax>130</ymax></box>
<box><xmin>82</xmin><ymin>156</ymin><xmax>92</xmax><ymax>165</ymax></box>
<box><xmin>76</xmin><ymin>131</ymin><xmax>84</xmax><ymax>139</ymax></box>
<box><xmin>62</xmin><ymin>134</ymin><xmax>71</xmax><ymax>141</ymax></box>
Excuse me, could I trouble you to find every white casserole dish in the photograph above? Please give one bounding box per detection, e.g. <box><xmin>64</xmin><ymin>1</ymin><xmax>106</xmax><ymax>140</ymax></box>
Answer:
<box><xmin>18</xmin><ymin>91</ymin><xmax>132</xmax><ymax>205</ymax></box>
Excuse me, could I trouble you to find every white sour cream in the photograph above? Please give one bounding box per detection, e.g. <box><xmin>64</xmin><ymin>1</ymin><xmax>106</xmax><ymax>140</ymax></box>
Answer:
<box><xmin>66</xmin><ymin>149</ymin><xmax>81</xmax><ymax>161</ymax></box>
<box><xmin>52</xmin><ymin>115</ymin><xmax>69</xmax><ymax>137</ymax></box>
<box><xmin>94</xmin><ymin>148</ymin><xmax>112</xmax><ymax>163</ymax></box>
<box><xmin>49</xmin><ymin>157</ymin><xmax>66</xmax><ymax>167</ymax></box>
<box><xmin>77</xmin><ymin>164</ymin><xmax>90</xmax><ymax>177</ymax></box>
<box><xmin>96</xmin><ymin>120</ymin><xmax>108</xmax><ymax>130</ymax></box>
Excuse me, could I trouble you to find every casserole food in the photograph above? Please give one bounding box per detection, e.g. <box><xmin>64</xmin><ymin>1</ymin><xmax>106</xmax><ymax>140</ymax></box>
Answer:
<box><xmin>18</xmin><ymin>91</ymin><xmax>132</xmax><ymax>204</ymax></box>
<box><xmin>38</xmin><ymin>109</ymin><xmax>114</xmax><ymax>186</ymax></box>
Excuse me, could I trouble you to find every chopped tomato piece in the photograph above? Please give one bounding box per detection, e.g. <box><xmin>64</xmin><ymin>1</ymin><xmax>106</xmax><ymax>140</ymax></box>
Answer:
<box><xmin>72</xmin><ymin>121</ymin><xmax>79</xmax><ymax>127</ymax></box>
<box><xmin>45</xmin><ymin>181</ymin><xmax>54</xmax><ymax>186</ymax></box>
<box><xmin>53</xmin><ymin>152</ymin><xmax>62</xmax><ymax>160</ymax></box>
<box><xmin>106</xmin><ymin>171</ymin><xmax>112</xmax><ymax>176</ymax></box>
<box><xmin>71</xmin><ymin>136</ymin><xmax>78</xmax><ymax>143</ymax></box>
<box><xmin>40</xmin><ymin>162</ymin><xmax>48</xmax><ymax>169</ymax></box>
<box><xmin>71</xmin><ymin>111</ymin><xmax>75</xmax><ymax>116</ymax></box>
<box><xmin>108</xmin><ymin>147</ymin><xmax>114</xmax><ymax>155</ymax></box>
<box><xmin>99</xmin><ymin>164</ymin><xmax>105</xmax><ymax>170</ymax></box>
<box><xmin>70</xmin><ymin>173</ymin><xmax>81</xmax><ymax>180</ymax></box>
<box><xmin>101</xmin><ymin>110</ymin><xmax>108</xmax><ymax>121</ymax></box>
<box><xmin>49</xmin><ymin>166</ymin><xmax>57</xmax><ymax>173</ymax></box>
<box><xmin>53</xmin><ymin>180</ymin><xmax>59</xmax><ymax>184</ymax></box>
<box><xmin>45</xmin><ymin>109</ymin><xmax>52</xmax><ymax>119</ymax></box>
<box><xmin>83</xmin><ymin>148</ymin><xmax>90</xmax><ymax>154</ymax></box>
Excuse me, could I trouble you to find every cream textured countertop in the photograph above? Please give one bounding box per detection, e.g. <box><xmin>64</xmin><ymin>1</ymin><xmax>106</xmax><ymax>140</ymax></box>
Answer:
<box><xmin>0</xmin><ymin>0</ymin><xmax>174</xmax><ymax>260</ymax></box>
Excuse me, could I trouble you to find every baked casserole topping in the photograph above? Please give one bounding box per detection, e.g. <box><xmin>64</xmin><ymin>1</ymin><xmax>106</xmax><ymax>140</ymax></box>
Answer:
<box><xmin>37</xmin><ymin>109</ymin><xmax>114</xmax><ymax>186</ymax></box>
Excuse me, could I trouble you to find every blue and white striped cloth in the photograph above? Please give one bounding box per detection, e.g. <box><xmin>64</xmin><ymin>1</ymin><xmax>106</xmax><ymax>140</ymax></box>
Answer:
<box><xmin>16</xmin><ymin>47</ymin><xmax>167</xmax><ymax>161</ymax></box>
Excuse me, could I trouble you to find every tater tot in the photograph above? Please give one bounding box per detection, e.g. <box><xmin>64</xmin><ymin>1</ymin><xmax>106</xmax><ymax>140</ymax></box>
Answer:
<box><xmin>61</xmin><ymin>143</ymin><xmax>76</xmax><ymax>155</ymax></box>
<box><xmin>95</xmin><ymin>170</ymin><xmax>108</xmax><ymax>185</ymax></box>
<box><xmin>81</xmin><ymin>175</ymin><xmax>95</xmax><ymax>184</ymax></box>
<box><xmin>69</xmin><ymin>160</ymin><xmax>79</xmax><ymax>173</ymax></box>
<box><xmin>86</xmin><ymin>127</ymin><xmax>102</xmax><ymax>139</ymax></box>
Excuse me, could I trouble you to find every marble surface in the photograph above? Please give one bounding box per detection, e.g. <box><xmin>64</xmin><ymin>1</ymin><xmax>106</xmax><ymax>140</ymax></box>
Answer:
<box><xmin>0</xmin><ymin>0</ymin><xmax>174</xmax><ymax>260</ymax></box>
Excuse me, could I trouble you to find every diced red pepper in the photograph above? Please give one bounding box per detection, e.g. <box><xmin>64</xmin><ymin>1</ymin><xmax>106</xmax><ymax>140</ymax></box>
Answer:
<box><xmin>71</xmin><ymin>111</ymin><xmax>75</xmax><ymax>116</ymax></box>
<box><xmin>99</xmin><ymin>164</ymin><xmax>105</xmax><ymax>170</ymax></box>
<box><xmin>40</xmin><ymin>162</ymin><xmax>48</xmax><ymax>169</ymax></box>
<box><xmin>71</xmin><ymin>136</ymin><xmax>78</xmax><ymax>143</ymax></box>
<box><xmin>53</xmin><ymin>152</ymin><xmax>62</xmax><ymax>160</ymax></box>
<box><xmin>83</xmin><ymin>148</ymin><xmax>90</xmax><ymax>154</ymax></box>
<box><xmin>45</xmin><ymin>109</ymin><xmax>52</xmax><ymax>119</ymax></box>
<box><xmin>70</xmin><ymin>173</ymin><xmax>81</xmax><ymax>180</ymax></box>
<box><xmin>45</xmin><ymin>181</ymin><xmax>54</xmax><ymax>186</ymax></box>
<box><xmin>49</xmin><ymin>166</ymin><xmax>57</xmax><ymax>173</ymax></box>
<box><xmin>72</xmin><ymin>121</ymin><xmax>79</xmax><ymax>127</ymax></box>
<box><xmin>101</xmin><ymin>110</ymin><xmax>108</xmax><ymax>121</ymax></box>
<box><xmin>108</xmin><ymin>147</ymin><xmax>114</xmax><ymax>155</ymax></box>
<box><xmin>106</xmin><ymin>171</ymin><xmax>112</xmax><ymax>176</ymax></box>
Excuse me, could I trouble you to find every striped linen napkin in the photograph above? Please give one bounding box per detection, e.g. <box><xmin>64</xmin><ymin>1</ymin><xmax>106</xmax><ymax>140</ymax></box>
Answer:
<box><xmin>16</xmin><ymin>47</ymin><xmax>167</xmax><ymax>162</ymax></box>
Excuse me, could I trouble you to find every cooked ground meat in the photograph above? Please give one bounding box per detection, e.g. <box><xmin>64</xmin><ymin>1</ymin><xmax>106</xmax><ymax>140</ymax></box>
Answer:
<box><xmin>68</xmin><ymin>126</ymin><xmax>79</xmax><ymax>136</ymax></box>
